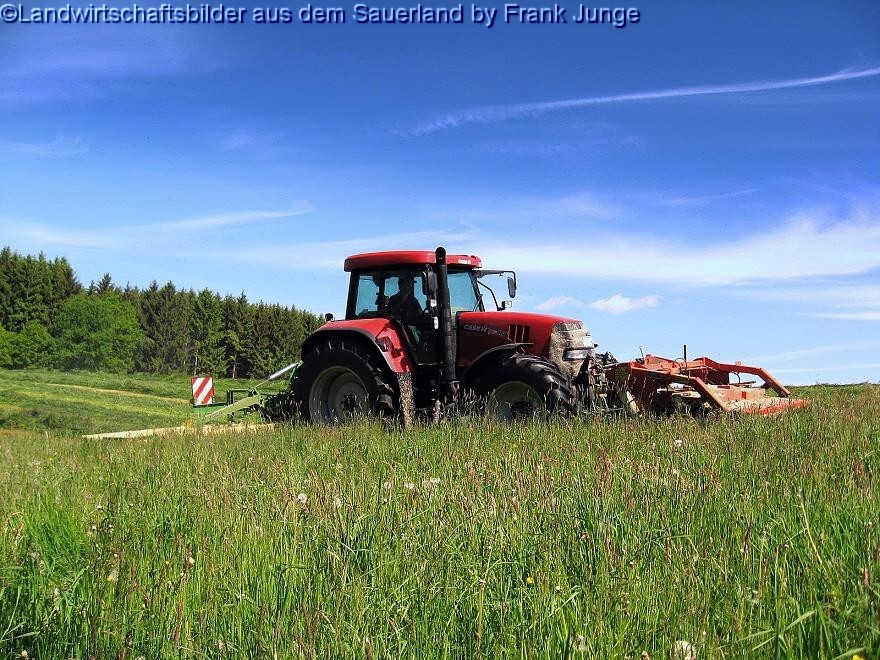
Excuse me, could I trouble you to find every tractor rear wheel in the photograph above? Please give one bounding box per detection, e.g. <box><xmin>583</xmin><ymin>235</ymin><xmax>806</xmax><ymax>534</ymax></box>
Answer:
<box><xmin>475</xmin><ymin>353</ymin><xmax>576</xmax><ymax>421</ymax></box>
<box><xmin>293</xmin><ymin>338</ymin><xmax>398</xmax><ymax>423</ymax></box>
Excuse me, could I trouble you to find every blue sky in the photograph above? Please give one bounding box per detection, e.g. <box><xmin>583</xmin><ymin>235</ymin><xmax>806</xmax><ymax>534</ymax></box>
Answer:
<box><xmin>1</xmin><ymin>1</ymin><xmax>879</xmax><ymax>384</ymax></box>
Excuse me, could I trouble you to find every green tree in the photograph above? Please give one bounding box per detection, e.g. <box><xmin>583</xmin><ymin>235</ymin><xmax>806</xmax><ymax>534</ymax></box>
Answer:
<box><xmin>0</xmin><ymin>247</ymin><xmax>81</xmax><ymax>332</ymax></box>
<box><xmin>10</xmin><ymin>320</ymin><xmax>55</xmax><ymax>368</ymax></box>
<box><xmin>52</xmin><ymin>293</ymin><xmax>143</xmax><ymax>372</ymax></box>
<box><xmin>222</xmin><ymin>294</ymin><xmax>251</xmax><ymax>378</ymax></box>
<box><xmin>0</xmin><ymin>325</ymin><xmax>12</xmax><ymax>367</ymax></box>
<box><xmin>190</xmin><ymin>289</ymin><xmax>226</xmax><ymax>376</ymax></box>
<box><xmin>136</xmin><ymin>282</ymin><xmax>191</xmax><ymax>373</ymax></box>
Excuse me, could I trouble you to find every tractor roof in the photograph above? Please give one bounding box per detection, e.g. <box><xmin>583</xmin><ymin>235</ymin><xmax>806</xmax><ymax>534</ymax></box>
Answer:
<box><xmin>344</xmin><ymin>251</ymin><xmax>482</xmax><ymax>271</ymax></box>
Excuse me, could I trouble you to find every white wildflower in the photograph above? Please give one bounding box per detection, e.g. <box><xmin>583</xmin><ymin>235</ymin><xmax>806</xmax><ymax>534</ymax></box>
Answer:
<box><xmin>296</xmin><ymin>492</ymin><xmax>308</xmax><ymax>505</ymax></box>
<box><xmin>673</xmin><ymin>640</ymin><xmax>696</xmax><ymax>660</ymax></box>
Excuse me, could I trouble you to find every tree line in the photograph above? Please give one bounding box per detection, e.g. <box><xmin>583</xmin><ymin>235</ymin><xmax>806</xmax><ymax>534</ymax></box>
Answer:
<box><xmin>0</xmin><ymin>247</ymin><xmax>323</xmax><ymax>377</ymax></box>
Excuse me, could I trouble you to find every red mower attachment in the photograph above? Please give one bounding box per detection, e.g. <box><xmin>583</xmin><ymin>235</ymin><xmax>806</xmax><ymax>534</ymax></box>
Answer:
<box><xmin>607</xmin><ymin>353</ymin><xmax>808</xmax><ymax>416</ymax></box>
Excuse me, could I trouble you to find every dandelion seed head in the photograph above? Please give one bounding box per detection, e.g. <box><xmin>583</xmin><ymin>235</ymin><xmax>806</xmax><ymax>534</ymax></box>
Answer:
<box><xmin>296</xmin><ymin>492</ymin><xmax>308</xmax><ymax>505</ymax></box>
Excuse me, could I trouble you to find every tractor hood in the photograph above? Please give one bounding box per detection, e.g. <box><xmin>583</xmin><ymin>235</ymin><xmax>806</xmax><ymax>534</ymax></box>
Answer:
<box><xmin>456</xmin><ymin>310</ymin><xmax>594</xmax><ymax>374</ymax></box>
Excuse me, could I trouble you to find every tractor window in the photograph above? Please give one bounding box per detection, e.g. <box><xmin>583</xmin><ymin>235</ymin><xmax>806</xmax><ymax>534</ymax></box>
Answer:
<box><xmin>447</xmin><ymin>270</ymin><xmax>481</xmax><ymax>313</ymax></box>
<box><xmin>353</xmin><ymin>274</ymin><xmax>383</xmax><ymax>318</ymax></box>
<box><xmin>352</xmin><ymin>270</ymin><xmax>428</xmax><ymax>319</ymax></box>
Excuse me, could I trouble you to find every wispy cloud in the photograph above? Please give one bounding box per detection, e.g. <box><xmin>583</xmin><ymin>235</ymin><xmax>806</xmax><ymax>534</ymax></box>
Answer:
<box><xmin>406</xmin><ymin>66</ymin><xmax>880</xmax><ymax>135</ymax></box>
<box><xmin>771</xmin><ymin>361</ymin><xmax>880</xmax><ymax>376</ymax></box>
<box><xmin>0</xmin><ymin>26</ymin><xmax>211</xmax><ymax>105</ymax></box>
<box><xmin>747</xmin><ymin>282</ymin><xmax>880</xmax><ymax>323</ymax></box>
<box><xmin>536</xmin><ymin>295</ymin><xmax>582</xmax><ymax>311</ymax></box>
<box><xmin>219</xmin><ymin>129</ymin><xmax>292</xmax><ymax>157</ymax></box>
<box><xmin>818</xmin><ymin>311</ymin><xmax>880</xmax><ymax>321</ymax></box>
<box><xmin>589</xmin><ymin>293</ymin><xmax>660</xmax><ymax>314</ymax></box>
<box><xmin>425</xmin><ymin>192</ymin><xmax>623</xmax><ymax>227</ymax></box>
<box><xmin>1</xmin><ymin>206</ymin><xmax>312</xmax><ymax>250</ymax></box>
<box><xmin>0</xmin><ymin>135</ymin><xmax>89</xmax><ymax>157</ymax></box>
<box><xmin>744</xmin><ymin>339</ymin><xmax>880</xmax><ymax>364</ymax></box>
<box><xmin>657</xmin><ymin>188</ymin><xmax>759</xmax><ymax>208</ymax></box>
<box><xmin>205</xmin><ymin>226</ymin><xmax>480</xmax><ymax>270</ymax></box>
<box><xmin>476</xmin><ymin>207</ymin><xmax>880</xmax><ymax>285</ymax></box>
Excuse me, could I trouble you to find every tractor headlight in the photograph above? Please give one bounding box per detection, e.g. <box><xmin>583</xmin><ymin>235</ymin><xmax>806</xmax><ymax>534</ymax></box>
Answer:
<box><xmin>563</xmin><ymin>347</ymin><xmax>591</xmax><ymax>361</ymax></box>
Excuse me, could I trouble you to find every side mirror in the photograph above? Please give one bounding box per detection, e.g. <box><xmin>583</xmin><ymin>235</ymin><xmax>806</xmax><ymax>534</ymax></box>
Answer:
<box><xmin>424</xmin><ymin>270</ymin><xmax>437</xmax><ymax>296</ymax></box>
<box><xmin>507</xmin><ymin>276</ymin><xmax>517</xmax><ymax>299</ymax></box>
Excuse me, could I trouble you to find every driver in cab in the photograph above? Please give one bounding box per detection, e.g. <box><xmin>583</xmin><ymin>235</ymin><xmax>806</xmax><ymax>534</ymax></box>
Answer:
<box><xmin>385</xmin><ymin>276</ymin><xmax>423</xmax><ymax>323</ymax></box>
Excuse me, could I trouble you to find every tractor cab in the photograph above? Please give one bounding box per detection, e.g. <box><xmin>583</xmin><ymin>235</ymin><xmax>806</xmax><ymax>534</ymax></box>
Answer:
<box><xmin>343</xmin><ymin>251</ymin><xmax>490</xmax><ymax>365</ymax></box>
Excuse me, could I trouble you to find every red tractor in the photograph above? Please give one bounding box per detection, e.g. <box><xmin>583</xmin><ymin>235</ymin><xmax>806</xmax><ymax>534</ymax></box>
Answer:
<box><xmin>289</xmin><ymin>247</ymin><xmax>606</xmax><ymax>423</ymax></box>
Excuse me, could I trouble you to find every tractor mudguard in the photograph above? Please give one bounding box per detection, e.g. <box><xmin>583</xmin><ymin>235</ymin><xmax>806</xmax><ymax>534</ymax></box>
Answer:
<box><xmin>459</xmin><ymin>342</ymin><xmax>531</xmax><ymax>388</ymax></box>
<box><xmin>302</xmin><ymin>320</ymin><xmax>415</xmax><ymax>374</ymax></box>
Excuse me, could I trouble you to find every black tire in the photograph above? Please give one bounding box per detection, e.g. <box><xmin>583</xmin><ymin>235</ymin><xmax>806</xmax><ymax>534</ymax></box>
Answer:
<box><xmin>474</xmin><ymin>353</ymin><xmax>576</xmax><ymax>421</ymax></box>
<box><xmin>292</xmin><ymin>338</ymin><xmax>398</xmax><ymax>423</ymax></box>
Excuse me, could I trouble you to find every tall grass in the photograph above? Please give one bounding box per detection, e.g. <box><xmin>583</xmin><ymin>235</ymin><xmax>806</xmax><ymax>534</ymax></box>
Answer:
<box><xmin>0</xmin><ymin>384</ymin><xmax>878</xmax><ymax>658</ymax></box>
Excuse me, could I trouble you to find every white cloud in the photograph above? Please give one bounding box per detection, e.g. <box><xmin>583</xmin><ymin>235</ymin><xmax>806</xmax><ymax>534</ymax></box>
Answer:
<box><xmin>0</xmin><ymin>206</ymin><xmax>312</xmax><ymax>250</ymax></box>
<box><xmin>818</xmin><ymin>311</ymin><xmax>880</xmax><ymax>321</ymax></box>
<box><xmin>0</xmin><ymin>135</ymin><xmax>88</xmax><ymax>157</ymax></box>
<box><xmin>219</xmin><ymin>130</ymin><xmax>293</xmax><ymax>157</ymax></box>
<box><xmin>475</xmin><ymin>208</ymin><xmax>880</xmax><ymax>285</ymax></box>
<box><xmin>589</xmin><ymin>293</ymin><xmax>659</xmax><ymax>314</ymax></box>
<box><xmin>744</xmin><ymin>340</ymin><xmax>880</xmax><ymax>364</ymax></box>
<box><xmin>207</xmin><ymin>227</ymin><xmax>478</xmax><ymax>270</ymax></box>
<box><xmin>771</xmin><ymin>361</ymin><xmax>880</xmax><ymax>376</ymax></box>
<box><xmin>747</xmin><ymin>283</ymin><xmax>880</xmax><ymax>323</ymax></box>
<box><xmin>657</xmin><ymin>188</ymin><xmax>759</xmax><ymax>207</ymax></box>
<box><xmin>0</xmin><ymin>26</ymin><xmax>213</xmax><ymax>105</ymax></box>
<box><xmin>406</xmin><ymin>66</ymin><xmax>880</xmax><ymax>135</ymax></box>
<box><xmin>536</xmin><ymin>296</ymin><xmax>582</xmax><ymax>311</ymax></box>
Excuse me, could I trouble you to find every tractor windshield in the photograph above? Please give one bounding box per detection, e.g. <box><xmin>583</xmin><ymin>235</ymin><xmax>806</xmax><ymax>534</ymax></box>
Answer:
<box><xmin>447</xmin><ymin>269</ymin><xmax>482</xmax><ymax>313</ymax></box>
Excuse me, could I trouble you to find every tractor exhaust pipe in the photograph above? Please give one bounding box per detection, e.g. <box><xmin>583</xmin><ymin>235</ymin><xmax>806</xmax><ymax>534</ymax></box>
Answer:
<box><xmin>435</xmin><ymin>247</ymin><xmax>460</xmax><ymax>407</ymax></box>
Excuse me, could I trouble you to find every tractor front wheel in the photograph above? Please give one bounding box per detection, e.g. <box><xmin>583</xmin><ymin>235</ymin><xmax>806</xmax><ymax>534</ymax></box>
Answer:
<box><xmin>293</xmin><ymin>339</ymin><xmax>397</xmax><ymax>423</ymax></box>
<box><xmin>475</xmin><ymin>354</ymin><xmax>576</xmax><ymax>421</ymax></box>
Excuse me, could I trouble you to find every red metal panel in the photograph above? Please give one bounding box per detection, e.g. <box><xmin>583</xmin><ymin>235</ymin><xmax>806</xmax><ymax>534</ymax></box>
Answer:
<box><xmin>344</xmin><ymin>251</ymin><xmax>482</xmax><ymax>271</ymax></box>
<box><xmin>317</xmin><ymin>318</ymin><xmax>415</xmax><ymax>373</ymax></box>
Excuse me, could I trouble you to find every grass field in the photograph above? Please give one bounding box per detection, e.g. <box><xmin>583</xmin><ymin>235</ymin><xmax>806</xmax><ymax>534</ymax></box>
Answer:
<box><xmin>0</xmin><ymin>369</ymin><xmax>878</xmax><ymax>658</ymax></box>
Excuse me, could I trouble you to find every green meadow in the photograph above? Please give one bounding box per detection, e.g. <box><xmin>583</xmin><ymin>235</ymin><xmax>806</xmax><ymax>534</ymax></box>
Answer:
<box><xmin>0</xmin><ymin>369</ymin><xmax>877</xmax><ymax>658</ymax></box>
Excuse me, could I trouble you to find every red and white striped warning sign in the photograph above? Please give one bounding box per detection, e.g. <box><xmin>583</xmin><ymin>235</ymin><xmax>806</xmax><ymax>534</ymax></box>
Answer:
<box><xmin>191</xmin><ymin>376</ymin><xmax>214</xmax><ymax>406</ymax></box>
